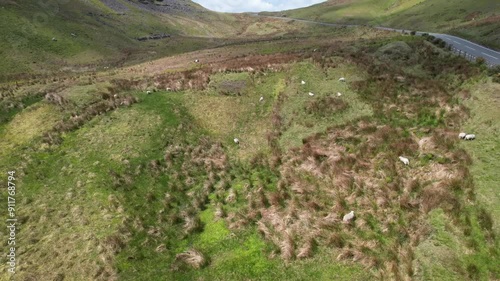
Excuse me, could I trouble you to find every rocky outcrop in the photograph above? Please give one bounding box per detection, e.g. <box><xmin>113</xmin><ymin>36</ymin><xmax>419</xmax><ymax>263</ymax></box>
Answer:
<box><xmin>136</xmin><ymin>33</ymin><xmax>171</xmax><ymax>41</ymax></box>
<box><xmin>127</xmin><ymin>0</ymin><xmax>205</xmax><ymax>14</ymax></box>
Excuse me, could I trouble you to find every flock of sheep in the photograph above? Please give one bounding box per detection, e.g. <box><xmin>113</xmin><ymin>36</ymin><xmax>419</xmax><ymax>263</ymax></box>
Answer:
<box><xmin>304</xmin><ymin>78</ymin><xmax>345</xmax><ymax>97</ymax></box>
<box><xmin>144</xmin><ymin>74</ymin><xmax>476</xmax><ymax>225</ymax></box>
<box><xmin>254</xmin><ymin>76</ymin><xmax>475</xmax><ymax>223</ymax></box>
<box><xmin>232</xmin><ymin>76</ymin><xmax>347</xmax><ymax>145</ymax></box>
<box><xmin>145</xmin><ymin>75</ymin><xmax>475</xmax><ymax>171</ymax></box>
<box><xmin>459</xmin><ymin>132</ymin><xmax>476</xmax><ymax>140</ymax></box>
<box><xmin>398</xmin><ymin>132</ymin><xmax>475</xmax><ymax>166</ymax></box>
<box><xmin>344</xmin><ymin>122</ymin><xmax>476</xmax><ymax>223</ymax></box>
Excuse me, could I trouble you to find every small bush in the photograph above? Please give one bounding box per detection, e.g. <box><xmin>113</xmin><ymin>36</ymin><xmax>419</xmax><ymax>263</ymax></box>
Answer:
<box><xmin>410</xmin><ymin>31</ymin><xmax>416</xmax><ymax>36</ymax></box>
<box><xmin>431</xmin><ymin>38</ymin><xmax>446</xmax><ymax>48</ymax></box>
<box><xmin>487</xmin><ymin>65</ymin><xmax>500</xmax><ymax>76</ymax></box>
<box><xmin>417</xmin><ymin>108</ymin><xmax>443</xmax><ymax>127</ymax></box>
<box><xmin>467</xmin><ymin>263</ymin><xmax>480</xmax><ymax>280</ymax></box>
<box><xmin>477</xmin><ymin>208</ymin><xmax>493</xmax><ymax>232</ymax></box>
<box><xmin>475</xmin><ymin>57</ymin><xmax>486</xmax><ymax>65</ymax></box>
<box><xmin>104</xmin><ymin>234</ymin><xmax>125</xmax><ymax>254</ymax></box>
<box><xmin>487</xmin><ymin>65</ymin><xmax>500</xmax><ymax>83</ymax></box>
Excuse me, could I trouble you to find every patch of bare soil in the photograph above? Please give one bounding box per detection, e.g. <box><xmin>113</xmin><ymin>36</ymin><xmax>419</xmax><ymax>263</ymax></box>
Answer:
<box><xmin>218</xmin><ymin>80</ymin><xmax>247</xmax><ymax>96</ymax></box>
<box><xmin>469</xmin><ymin>14</ymin><xmax>500</xmax><ymax>26</ymax></box>
<box><xmin>465</xmin><ymin>11</ymin><xmax>481</xmax><ymax>21</ymax></box>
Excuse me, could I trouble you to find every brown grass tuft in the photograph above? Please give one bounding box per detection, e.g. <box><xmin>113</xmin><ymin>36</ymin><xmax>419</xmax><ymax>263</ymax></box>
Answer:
<box><xmin>172</xmin><ymin>249</ymin><xmax>208</xmax><ymax>270</ymax></box>
<box><xmin>279</xmin><ymin>231</ymin><xmax>295</xmax><ymax>261</ymax></box>
<box><xmin>296</xmin><ymin>237</ymin><xmax>315</xmax><ymax>259</ymax></box>
<box><xmin>181</xmin><ymin>213</ymin><xmax>203</xmax><ymax>235</ymax></box>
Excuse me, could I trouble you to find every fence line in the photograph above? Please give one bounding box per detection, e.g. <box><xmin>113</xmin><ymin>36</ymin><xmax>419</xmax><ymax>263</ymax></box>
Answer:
<box><xmin>448</xmin><ymin>45</ymin><xmax>494</xmax><ymax>68</ymax></box>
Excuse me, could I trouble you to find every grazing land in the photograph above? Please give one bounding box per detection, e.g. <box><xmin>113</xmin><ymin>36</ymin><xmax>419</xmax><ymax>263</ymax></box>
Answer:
<box><xmin>0</xmin><ymin>1</ymin><xmax>499</xmax><ymax>280</ymax></box>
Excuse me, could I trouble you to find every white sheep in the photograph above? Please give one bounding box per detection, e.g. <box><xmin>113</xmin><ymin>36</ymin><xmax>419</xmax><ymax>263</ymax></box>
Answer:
<box><xmin>52</xmin><ymin>37</ymin><xmax>57</xmax><ymax>41</ymax></box>
<box><xmin>465</xmin><ymin>134</ymin><xmax>475</xmax><ymax>140</ymax></box>
<box><xmin>233</xmin><ymin>138</ymin><xmax>240</xmax><ymax>144</ymax></box>
<box><xmin>308</xmin><ymin>92</ymin><xmax>315</xmax><ymax>96</ymax></box>
<box><xmin>301</xmin><ymin>80</ymin><xmax>306</xmax><ymax>85</ymax></box>
<box><xmin>399</xmin><ymin>156</ymin><xmax>410</xmax><ymax>165</ymax></box>
<box><xmin>113</xmin><ymin>94</ymin><xmax>118</xmax><ymax>98</ymax></box>
<box><xmin>259</xmin><ymin>96</ymin><xmax>264</xmax><ymax>102</ymax></box>
<box><xmin>458</xmin><ymin>132</ymin><xmax>466</xmax><ymax>139</ymax></box>
<box><xmin>337</xmin><ymin>92</ymin><xmax>342</xmax><ymax>97</ymax></box>
<box><xmin>194</xmin><ymin>59</ymin><xmax>199</xmax><ymax>63</ymax></box>
<box><xmin>343</xmin><ymin>211</ymin><xmax>355</xmax><ymax>222</ymax></box>
<box><xmin>146</xmin><ymin>90</ymin><xmax>152</xmax><ymax>94</ymax></box>
<box><xmin>339</xmin><ymin>77</ymin><xmax>346</xmax><ymax>82</ymax></box>
<box><xmin>166</xmin><ymin>87</ymin><xmax>171</xmax><ymax>91</ymax></box>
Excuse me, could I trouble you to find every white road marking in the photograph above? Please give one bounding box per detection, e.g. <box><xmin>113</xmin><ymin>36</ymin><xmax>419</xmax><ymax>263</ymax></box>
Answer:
<box><xmin>442</xmin><ymin>34</ymin><xmax>500</xmax><ymax>55</ymax></box>
<box><xmin>481</xmin><ymin>52</ymin><xmax>498</xmax><ymax>59</ymax></box>
<box><xmin>264</xmin><ymin>15</ymin><xmax>500</xmax><ymax>66</ymax></box>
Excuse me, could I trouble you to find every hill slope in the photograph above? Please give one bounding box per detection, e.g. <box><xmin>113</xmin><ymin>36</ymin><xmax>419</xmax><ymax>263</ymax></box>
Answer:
<box><xmin>268</xmin><ymin>0</ymin><xmax>500</xmax><ymax>50</ymax></box>
<box><xmin>1</xmin><ymin>24</ymin><xmax>499</xmax><ymax>280</ymax></box>
<box><xmin>0</xmin><ymin>0</ymin><xmax>500</xmax><ymax>281</ymax></box>
<box><xmin>0</xmin><ymin>0</ymin><xmax>245</xmax><ymax>79</ymax></box>
<box><xmin>1</xmin><ymin>3</ymin><xmax>499</xmax><ymax>281</ymax></box>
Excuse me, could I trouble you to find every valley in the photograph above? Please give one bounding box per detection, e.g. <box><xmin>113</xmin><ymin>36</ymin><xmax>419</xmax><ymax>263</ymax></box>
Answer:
<box><xmin>0</xmin><ymin>1</ymin><xmax>499</xmax><ymax>280</ymax></box>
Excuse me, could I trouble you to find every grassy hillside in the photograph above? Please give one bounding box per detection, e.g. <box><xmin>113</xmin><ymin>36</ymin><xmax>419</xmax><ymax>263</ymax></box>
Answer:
<box><xmin>0</xmin><ymin>17</ymin><xmax>499</xmax><ymax>280</ymax></box>
<box><xmin>0</xmin><ymin>0</ymin><xmax>250</xmax><ymax>80</ymax></box>
<box><xmin>269</xmin><ymin>0</ymin><xmax>500</xmax><ymax>50</ymax></box>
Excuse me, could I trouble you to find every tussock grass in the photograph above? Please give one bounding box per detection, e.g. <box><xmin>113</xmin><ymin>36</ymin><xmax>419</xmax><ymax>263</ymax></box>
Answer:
<box><xmin>0</xmin><ymin>90</ymin><xmax>180</xmax><ymax>280</ymax></box>
<box><xmin>210</xmin><ymin>38</ymin><xmax>497</xmax><ymax>280</ymax></box>
<box><xmin>172</xmin><ymin>249</ymin><xmax>208</xmax><ymax>270</ymax></box>
<box><xmin>2</xmin><ymin>30</ymin><xmax>498</xmax><ymax>281</ymax></box>
<box><xmin>0</xmin><ymin>103</ymin><xmax>63</xmax><ymax>157</ymax></box>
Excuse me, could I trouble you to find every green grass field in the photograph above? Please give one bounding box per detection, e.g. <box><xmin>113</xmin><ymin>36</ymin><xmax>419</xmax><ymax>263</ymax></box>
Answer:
<box><xmin>0</xmin><ymin>0</ymin><xmax>250</xmax><ymax>79</ymax></box>
<box><xmin>461</xmin><ymin>78</ymin><xmax>500</xmax><ymax>233</ymax></box>
<box><xmin>0</xmin><ymin>3</ymin><xmax>499</xmax><ymax>281</ymax></box>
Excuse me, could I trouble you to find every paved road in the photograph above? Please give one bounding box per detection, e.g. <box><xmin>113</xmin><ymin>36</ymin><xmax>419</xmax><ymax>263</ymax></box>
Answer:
<box><xmin>259</xmin><ymin>15</ymin><xmax>500</xmax><ymax>67</ymax></box>
<box><xmin>374</xmin><ymin>27</ymin><xmax>500</xmax><ymax>66</ymax></box>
